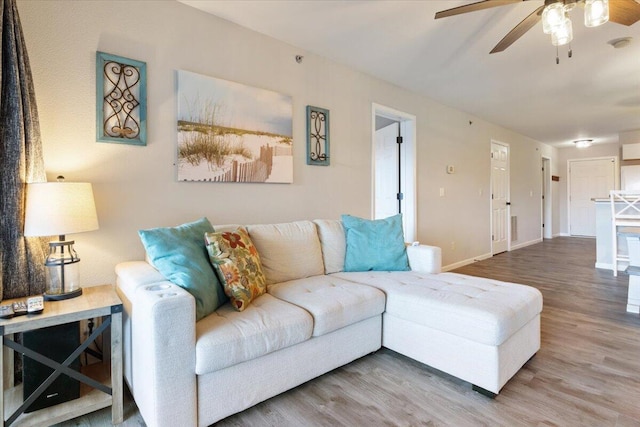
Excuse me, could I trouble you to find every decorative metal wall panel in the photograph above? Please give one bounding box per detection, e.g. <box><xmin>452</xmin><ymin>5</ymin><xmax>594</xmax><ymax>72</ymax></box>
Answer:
<box><xmin>306</xmin><ymin>106</ymin><xmax>330</xmax><ymax>166</ymax></box>
<box><xmin>96</xmin><ymin>52</ymin><xmax>146</xmax><ymax>145</ymax></box>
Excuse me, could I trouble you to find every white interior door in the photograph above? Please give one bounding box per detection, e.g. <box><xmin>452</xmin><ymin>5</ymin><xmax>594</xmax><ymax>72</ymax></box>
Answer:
<box><xmin>375</xmin><ymin>122</ymin><xmax>400</xmax><ymax>220</ymax></box>
<box><xmin>372</xmin><ymin>104</ymin><xmax>416</xmax><ymax>242</ymax></box>
<box><xmin>569</xmin><ymin>157</ymin><xmax>616</xmax><ymax>237</ymax></box>
<box><xmin>491</xmin><ymin>141</ymin><xmax>509</xmax><ymax>254</ymax></box>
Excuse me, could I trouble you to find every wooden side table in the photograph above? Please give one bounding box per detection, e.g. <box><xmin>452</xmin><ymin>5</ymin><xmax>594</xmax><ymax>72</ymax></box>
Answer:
<box><xmin>0</xmin><ymin>285</ymin><xmax>123</xmax><ymax>427</ymax></box>
<box><xmin>622</xmin><ymin>231</ymin><xmax>640</xmax><ymax>313</ymax></box>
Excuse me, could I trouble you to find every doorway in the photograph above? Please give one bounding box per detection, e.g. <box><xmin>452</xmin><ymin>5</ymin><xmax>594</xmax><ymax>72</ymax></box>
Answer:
<box><xmin>568</xmin><ymin>157</ymin><xmax>617</xmax><ymax>237</ymax></box>
<box><xmin>372</xmin><ymin>104</ymin><xmax>416</xmax><ymax>242</ymax></box>
<box><xmin>491</xmin><ymin>140</ymin><xmax>510</xmax><ymax>255</ymax></box>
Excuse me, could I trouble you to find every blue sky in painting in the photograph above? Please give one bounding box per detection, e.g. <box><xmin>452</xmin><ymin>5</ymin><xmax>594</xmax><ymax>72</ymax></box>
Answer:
<box><xmin>177</xmin><ymin>70</ymin><xmax>292</xmax><ymax>137</ymax></box>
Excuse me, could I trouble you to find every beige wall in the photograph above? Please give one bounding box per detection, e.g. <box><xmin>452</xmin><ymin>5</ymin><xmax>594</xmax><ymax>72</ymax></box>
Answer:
<box><xmin>18</xmin><ymin>0</ymin><xmax>558</xmax><ymax>284</ymax></box>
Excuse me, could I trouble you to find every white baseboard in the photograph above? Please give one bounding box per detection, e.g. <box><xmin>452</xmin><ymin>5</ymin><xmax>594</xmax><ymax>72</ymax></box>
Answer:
<box><xmin>510</xmin><ymin>238</ymin><xmax>542</xmax><ymax>251</ymax></box>
<box><xmin>442</xmin><ymin>238</ymin><xmax>545</xmax><ymax>271</ymax></box>
<box><xmin>557</xmin><ymin>233</ymin><xmax>596</xmax><ymax>238</ymax></box>
<box><xmin>443</xmin><ymin>252</ymin><xmax>492</xmax><ymax>272</ymax></box>
<box><xmin>595</xmin><ymin>262</ymin><xmax>627</xmax><ymax>271</ymax></box>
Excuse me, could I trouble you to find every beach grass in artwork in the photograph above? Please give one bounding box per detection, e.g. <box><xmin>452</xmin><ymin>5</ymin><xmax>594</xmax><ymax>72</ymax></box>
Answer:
<box><xmin>177</xmin><ymin>70</ymin><xmax>293</xmax><ymax>183</ymax></box>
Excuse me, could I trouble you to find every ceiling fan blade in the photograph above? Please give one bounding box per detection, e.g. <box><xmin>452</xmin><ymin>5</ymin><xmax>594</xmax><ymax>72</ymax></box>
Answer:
<box><xmin>490</xmin><ymin>5</ymin><xmax>544</xmax><ymax>53</ymax></box>
<box><xmin>608</xmin><ymin>0</ymin><xmax>640</xmax><ymax>26</ymax></box>
<box><xmin>435</xmin><ymin>0</ymin><xmax>523</xmax><ymax>19</ymax></box>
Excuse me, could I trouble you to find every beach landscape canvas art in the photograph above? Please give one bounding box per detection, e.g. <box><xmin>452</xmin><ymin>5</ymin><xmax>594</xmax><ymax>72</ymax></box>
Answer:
<box><xmin>177</xmin><ymin>70</ymin><xmax>293</xmax><ymax>183</ymax></box>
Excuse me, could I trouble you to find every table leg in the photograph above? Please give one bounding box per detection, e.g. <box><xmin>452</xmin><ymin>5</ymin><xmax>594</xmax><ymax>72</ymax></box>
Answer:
<box><xmin>111</xmin><ymin>310</ymin><xmax>123</xmax><ymax>424</ymax></box>
<box><xmin>1</xmin><ymin>337</ymin><xmax>4</xmax><ymax>427</ymax></box>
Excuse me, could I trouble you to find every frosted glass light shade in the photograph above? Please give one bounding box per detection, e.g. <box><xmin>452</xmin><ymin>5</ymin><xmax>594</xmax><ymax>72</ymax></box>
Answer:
<box><xmin>24</xmin><ymin>182</ymin><xmax>99</xmax><ymax>237</ymax></box>
<box><xmin>574</xmin><ymin>139</ymin><xmax>593</xmax><ymax>148</ymax></box>
<box><xmin>551</xmin><ymin>18</ymin><xmax>573</xmax><ymax>46</ymax></box>
<box><xmin>542</xmin><ymin>3</ymin><xmax>566</xmax><ymax>34</ymax></box>
<box><xmin>584</xmin><ymin>0</ymin><xmax>609</xmax><ymax>27</ymax></box>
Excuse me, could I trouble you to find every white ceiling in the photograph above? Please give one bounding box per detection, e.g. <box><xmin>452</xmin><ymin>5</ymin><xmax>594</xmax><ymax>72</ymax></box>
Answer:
<box><xmin>179</xmin><ymin>0</ymin><xmax>640</xmax><ymax>147</ymax></box>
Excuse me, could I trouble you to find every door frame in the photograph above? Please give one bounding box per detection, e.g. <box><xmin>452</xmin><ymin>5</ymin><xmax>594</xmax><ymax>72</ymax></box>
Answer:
<box><xmin>542</xmin><ymin>156</ymin><xmax>552</xmax><ymax>239</ymax></box>
<box><xmin>567</xmin><ymin>156</ymin><xmax>619</xmax><ymax>236</ymax></box>
<box><xmin>371</xmin><ymin>103</ymin><xmax>416</xmax><ymax>242</ymax></box>
<box><xmin>490</xmin><ymin>139</ymin><xmax>510</xmax><ymax>255</ymax></box>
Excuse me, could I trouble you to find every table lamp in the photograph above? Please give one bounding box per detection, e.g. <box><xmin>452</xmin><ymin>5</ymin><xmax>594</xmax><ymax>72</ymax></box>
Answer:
<box><xmin>23</xmin><ymin>177</ymin><xmax>99</xmax><ymax>300</ymax></box>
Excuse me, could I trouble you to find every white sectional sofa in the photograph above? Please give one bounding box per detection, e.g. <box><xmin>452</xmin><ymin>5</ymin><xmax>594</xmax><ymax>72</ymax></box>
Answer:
<box><xmin>115</xmin><ymin>219</ymin><xmax>542</xmax><ymax>427</ymax></box>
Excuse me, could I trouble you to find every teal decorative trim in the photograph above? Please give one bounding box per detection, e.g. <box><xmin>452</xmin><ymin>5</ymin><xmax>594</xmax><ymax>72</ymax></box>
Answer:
<box><xmin>96</xmin><ymin>52</ymin><xmax>146</xmax><ymax>146</ymax></box>
<box><xmin>306</xmin><ymin>105</ymin><xmax>329</xmax><ymax>166</ymax></box>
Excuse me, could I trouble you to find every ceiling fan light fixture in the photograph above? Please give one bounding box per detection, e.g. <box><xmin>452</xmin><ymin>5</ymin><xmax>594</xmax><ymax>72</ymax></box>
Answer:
<box><xmin>584</xmin><ymin>0</ymin><xmax>609</xmax><ymax>27</ymax></box>
<box><xmin>542</xmin><ymin>2</ymin><xmax>567</xmax><ymax>34</ymax></box>
<box><xmin>551</xmin><ymin>17</ymin><xmax>573</xmax><ymax>46</ymax></box>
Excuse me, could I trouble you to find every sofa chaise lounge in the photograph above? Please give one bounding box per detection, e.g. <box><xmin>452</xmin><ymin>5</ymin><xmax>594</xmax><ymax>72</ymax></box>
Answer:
<box><xmin>115</xmin><ymin>219</ymin><xmax>542</xmax><ymax>427</ymax></box>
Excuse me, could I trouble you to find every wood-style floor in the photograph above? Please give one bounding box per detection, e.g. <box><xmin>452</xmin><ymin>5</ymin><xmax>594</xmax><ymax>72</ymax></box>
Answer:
<box><xmin>56</xmin><ymin>237</ymin><xmax>640</xmax><ymax>426</ymax></box>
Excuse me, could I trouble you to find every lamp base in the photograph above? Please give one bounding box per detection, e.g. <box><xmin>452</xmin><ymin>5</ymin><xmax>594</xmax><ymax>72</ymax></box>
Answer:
<box><xmin>43</xmin><ymin>288</ymin><xmax>83</xmax><ymax>301</ymax></box>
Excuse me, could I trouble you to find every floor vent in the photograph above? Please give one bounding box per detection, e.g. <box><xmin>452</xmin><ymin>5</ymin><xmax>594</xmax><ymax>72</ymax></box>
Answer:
<box><xmin>511</xmin><ymin>216</ymin><xmax>517</xmax><ymax>242</ymax></box>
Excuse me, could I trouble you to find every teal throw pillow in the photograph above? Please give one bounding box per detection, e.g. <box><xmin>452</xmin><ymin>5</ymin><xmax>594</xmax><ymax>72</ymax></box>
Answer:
<box><xmin>341</xmin><ymin>214</ymin><xmax>410</xmax><ymax>272</ymax></box>
<box><xmin>138</xmin><ymin>217</ymin><xmax>227</xmax><ymax>321</ymax></box>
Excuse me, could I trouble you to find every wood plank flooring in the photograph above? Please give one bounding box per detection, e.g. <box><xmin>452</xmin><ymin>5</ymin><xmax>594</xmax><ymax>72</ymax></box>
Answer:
<box><xmin>55</xmin><ymin>237</ymin><xmax>640</xmax><ymax>426</ymax></box>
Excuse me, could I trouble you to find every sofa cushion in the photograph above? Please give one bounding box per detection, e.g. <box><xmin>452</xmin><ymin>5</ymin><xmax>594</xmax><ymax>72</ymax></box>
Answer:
<box><xmin>268</xmin><ymin>275</ymin><xmax>386</xmax><ymax>337</ymax></box>
<box><xmin>138</xmin><ymin>217</ymin><xmax>227</xmax><ymax>321</ymax></box>
<box><xmin>333</xmin><ymin>271</ymin><xmax>542</xmax><ymax>347</ymax></box>
<box><xmin>205</xmin><ymin>227</ymin><xmax>267</xmax><ymax>312</ymax></box>
<box><xmin>341</xmin><ymin>214</ymin><xmax>410</xmax><ymax>272</ymax></box>
<box><xmin>195</xmin><ymin>293</ymin><xmax>313</xmax><ymax>375</ymax></box>
<box><xmin>313</xmin><ymin>219</ymin><xmax>346</xmax><ymax>274</ymax></box>
<box><xmin>247</xmin><ymin>221</ymin><xmax>325</xmax><ymax>284</ymax></box>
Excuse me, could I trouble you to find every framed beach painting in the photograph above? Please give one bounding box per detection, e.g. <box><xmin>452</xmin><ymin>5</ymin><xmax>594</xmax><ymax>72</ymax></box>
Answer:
<box><xmin>177</xmin><ymin>70</ymin><xmax>293</xmax><ymax>183</ymax></box>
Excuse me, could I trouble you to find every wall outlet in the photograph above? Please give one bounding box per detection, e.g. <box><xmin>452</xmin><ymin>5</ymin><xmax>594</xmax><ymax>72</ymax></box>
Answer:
<box><xmin>451</xmin><ymin>241</ymin><xmax>456</xmax><ymax>250</ymax></box>
<box><xmin>440</xmin><ymin>187</ymin><xmax>445</xmax><ymax>197</ymax></box>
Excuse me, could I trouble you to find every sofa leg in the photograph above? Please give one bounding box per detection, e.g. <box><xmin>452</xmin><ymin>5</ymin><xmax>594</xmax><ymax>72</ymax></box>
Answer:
<box><xmin>472</xmin><ymin>385</ymin><xmax>497</xmax><ymax>398</ymax></box>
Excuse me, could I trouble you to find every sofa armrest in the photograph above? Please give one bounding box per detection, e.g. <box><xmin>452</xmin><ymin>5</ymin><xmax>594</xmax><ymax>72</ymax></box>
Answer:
<box><xmin>115</xmin><ymin>261</ymin><xmax>197</xmax><ymax>427</ymax></box>
<box><xmin>406</xmin><ymin>244</ymin><xmax>442</xmax><ymax>274</ymax></box>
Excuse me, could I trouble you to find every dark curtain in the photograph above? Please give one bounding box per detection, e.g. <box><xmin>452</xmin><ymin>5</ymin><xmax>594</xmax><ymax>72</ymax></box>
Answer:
<box><xmin>0</xmin><ymin>0</ymin><xmax>47</xmax><ymax>300</ymax></box>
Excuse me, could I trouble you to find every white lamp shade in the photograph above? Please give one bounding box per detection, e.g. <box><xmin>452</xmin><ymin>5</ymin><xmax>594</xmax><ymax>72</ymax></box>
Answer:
<box><xmin>24</xmin><ymin>182</ymin><xmax>99</xmax><ymax>237</ymax></box>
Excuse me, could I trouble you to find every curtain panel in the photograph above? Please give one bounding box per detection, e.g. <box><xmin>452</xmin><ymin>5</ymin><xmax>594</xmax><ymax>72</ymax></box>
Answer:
<box><xmin>0</xmin><ymin>0</ymin><xmax>47</xmax><ymax>300</ymax></box>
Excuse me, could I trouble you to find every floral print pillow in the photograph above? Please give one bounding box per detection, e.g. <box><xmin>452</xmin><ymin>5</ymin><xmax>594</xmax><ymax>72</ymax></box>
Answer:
<box><xmin>205</xmin><ymin>227</ymin><xmax>267</xmax><ymax>311</ymax></box>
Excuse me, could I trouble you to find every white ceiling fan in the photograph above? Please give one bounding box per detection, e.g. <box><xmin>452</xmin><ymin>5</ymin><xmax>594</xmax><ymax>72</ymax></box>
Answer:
<box><xmin>434</xmin><ymin>0</ymin><xmax>640</xmax><ymax>53</ymax></box>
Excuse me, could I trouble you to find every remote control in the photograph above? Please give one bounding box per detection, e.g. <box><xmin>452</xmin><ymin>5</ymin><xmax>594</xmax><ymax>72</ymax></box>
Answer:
<box><xmin>12</xmin><ymin>301</ymin><xmax>27</xmax><ymax>316</ymax></box>
<box><xmin>0</xmin><ymin>305</ymin><xmax>14</xmax><ymax>319</ymax></box>
<box><xmin>27</xmin><ymin>296</ymin><xmax>44</xmax><ymax>314</ymax></box>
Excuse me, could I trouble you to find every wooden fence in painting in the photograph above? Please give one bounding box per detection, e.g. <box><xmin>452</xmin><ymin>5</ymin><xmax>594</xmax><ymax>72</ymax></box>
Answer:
<box><xmin>273</xmin><ymin>146</ymin><xmax>292</xmax><ymax>156</ymax></box>
<box><xmin>209</xmin><ymin>144</ymin><xmax>285</xmax><ymax>183</ymax></box>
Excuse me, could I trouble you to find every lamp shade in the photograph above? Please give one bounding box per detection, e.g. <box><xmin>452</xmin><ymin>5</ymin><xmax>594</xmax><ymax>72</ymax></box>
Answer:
<box><xmin>542</xmin><ymin>2</ymin><xmax>566</xmax><ymax>34</ymax></box>
<box><xmin>551</xmin><ymin>17</ymin><xmax>573</xmax><ymax>47</ymax></box>
<box><xmin>584</xmin><ymin>0</ymin><xmax>609</xmax><ymax>27</ymax></box>
<box><xmin>24</xmin><ymin>182</ymin><xmax>99</xmax><ymax>237</ymax></box>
